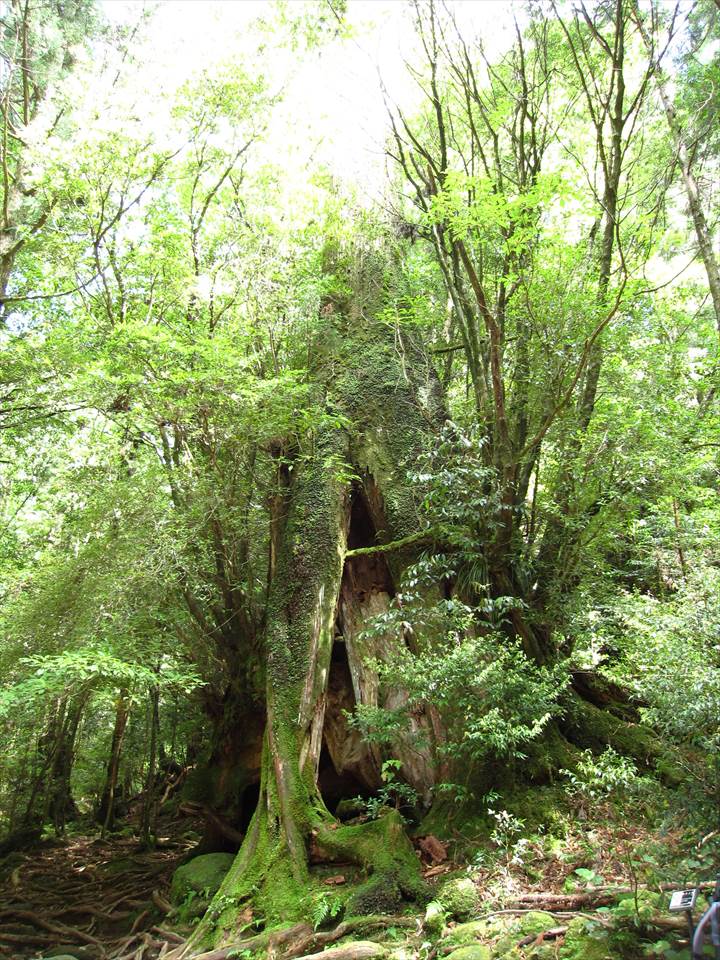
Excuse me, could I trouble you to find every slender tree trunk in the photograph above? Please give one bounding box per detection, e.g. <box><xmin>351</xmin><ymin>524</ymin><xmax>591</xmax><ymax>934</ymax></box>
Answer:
<box><xmin>45</xmin><ymin>693</ymin><xmax>87</xmax><ymax>836</ymax></box>
<box><xmin>672</xmin><ymin>497</ymin><xmax>688</xmax><ymax>583</ymax></box>
<box><xmin>98</xmin><ymin>690</ymin><xmax>130</xmax><ymax>837</ymax></box>
<box><xmin>140</xmin><ymin>685</ymin><xmax>159</xmax><ymax>847</ymax></box>
<box><xmin>637</xmin><ymin>9</ymin><xmax>720</xmax><ymax>334</ymax></box>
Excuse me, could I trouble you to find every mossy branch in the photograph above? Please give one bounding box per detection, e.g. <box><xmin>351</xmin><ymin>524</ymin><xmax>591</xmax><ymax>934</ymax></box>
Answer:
<box><xmin>344</xmin><ymin>528</ymin><xmax>437</xmax><ymax>559</ymax></box>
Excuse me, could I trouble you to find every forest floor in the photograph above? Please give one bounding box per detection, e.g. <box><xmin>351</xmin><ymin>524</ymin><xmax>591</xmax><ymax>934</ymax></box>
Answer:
<box><xmin>0</xmin><ymin>812</ymin><xmax>200</xmax><ymax>960</ymax></box>
<box><xmin>0</xmin><ymin>795</ymin><xmax>709</xmax><ymax>960</ymax></box>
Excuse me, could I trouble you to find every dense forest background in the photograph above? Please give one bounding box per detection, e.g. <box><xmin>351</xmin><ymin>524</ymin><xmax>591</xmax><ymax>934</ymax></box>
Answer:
<box><xmin>1</xmin><ymin>1</ymin><xmax>720</xmax><ymax>958</ymax></box>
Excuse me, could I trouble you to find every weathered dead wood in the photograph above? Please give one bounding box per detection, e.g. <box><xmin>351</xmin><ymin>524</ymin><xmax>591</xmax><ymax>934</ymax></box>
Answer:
<box><xmin>517</xmin><ymin>925</ymin><xmax>567</xmax><ymax>947</ymax></box>
<box><xmin>508</xmin><ymin>890</ymin><xmax>620</xmax><ymax>910</ymax></box>
<box><xmin>152</xmin><ymin>889</ymin><xmax>173</xmax><ymax>914</ymax></box>
<box><xmin>296</xmin><ymin>942</ymin><xmax>387</xmax><ymax>960</ymax></box>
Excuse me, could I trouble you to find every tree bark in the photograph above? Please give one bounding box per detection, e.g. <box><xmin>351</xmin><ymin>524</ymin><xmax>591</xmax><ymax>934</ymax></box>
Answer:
<box><xmin>98</xmin><ymin>689</ymin><xmax>130</xmax><ymax>836</ymax></box>
<box><xmin>182</xmin><ymin>266</ymin><xmax>443</xmax><ymax>950</ymax></box>
<box><xmin>140</xmin><ymin>684</ymin><xmax>160</xmax><ymax>847</ymax></box>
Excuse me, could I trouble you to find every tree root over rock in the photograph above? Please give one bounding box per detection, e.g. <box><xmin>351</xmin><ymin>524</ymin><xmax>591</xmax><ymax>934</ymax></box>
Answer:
<box><xmin>170</xmin><ymin>914</ymin><xmax>416</xmax><ymax>960</ymax></box>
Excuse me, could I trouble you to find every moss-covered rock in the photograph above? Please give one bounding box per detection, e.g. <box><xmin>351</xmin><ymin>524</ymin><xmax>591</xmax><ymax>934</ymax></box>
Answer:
<box><xmin>443</xmin><ymin>920</ymin><xmax>490</xmax><ymax>947</ymax></box>
<box><xmin>345</xmin><ymin>874</ymin><xmax>407</xmax><ymax>916</ymax></box>
<box><xmin>424</xmin><ymin>899</ymin><xmax>447</xmax><ymax>934</ymax></box>
<box><xmin>557</xmin><ymin>917</ymin><xmax>616</xmax><ymax>959</ymax></box>
<box><xmin>170</xmin><ymin>851</ymin><xmax>235</xmax><ymax>919</ymax></box>
<box><xmin>489</xmin><ymin>912</ymin><xmax>556</xmax><ymax>956</ymax></box>
<box><xmin>445</xmin><ymin>946</ymin><xmax>492</xmax><ymax>960</ymax></box>
<box><xmin>441</xmin><ymin>913</ymin><xmax>558</xmax><ymax>958</ymax></box>
<box><xmin>437</xmin><ymin>876</ymin><xmax>478</xmax><ymax>920</ymax></box>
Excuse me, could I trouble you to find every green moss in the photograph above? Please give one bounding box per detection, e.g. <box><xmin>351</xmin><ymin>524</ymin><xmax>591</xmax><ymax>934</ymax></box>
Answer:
<box><xmin>522</xmin><ymin>723</ymin><xmax>582</xmax><ymax>782</ymax></box>
<box><xmin>445</xmin><ymin>946</ymin><xmax>492</xmax><ymax>960</ymax></box>
<box><xmin>503</xmin><ymin>784</ymin><xmax>572</xmax><ymax>836</ymax></box>
<box><xmin>563</xmin><ymin>697</ymin><xmax>673</xmax><ymax>773</ymax></box>
<box><xmin>318</xmin><ymin>811</ymin><xmax>428</xmax><ymax>917</ymax></box>
<box><xmin>170</xmin><ymin>852</ymin><xmax>235</xmax><ymax>920</ymax></box>
<box><xmin>346</xmin><ymin>875</ymin><xmax>407</xmax><ymax>916</ymax></box>
<box><xmin>443</xmin><ymin>920</ymin><xmax>490</xmax><ymax>947</ymax></box>
<box><xmin>557</xmin><ymin>917</ymin><xmax>619</xmax><ymax>959</ymax></box>
<box><xmin>436</xmin><ymin>877</ymin><xmax>478</xmax><ymax>921</ymax></box>
<box><xmin>490</xmin><ymin>912</ymin><xmax>557</xmax><ymax>956</ymax></box>
<box><xmin>424</xmin><ymin>900</ymin><xmax>447</xmax><ymax>934</ymax></box>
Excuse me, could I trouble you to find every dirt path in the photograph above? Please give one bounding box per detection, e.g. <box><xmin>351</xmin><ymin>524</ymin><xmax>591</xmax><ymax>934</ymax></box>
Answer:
<box><xmin>0</xmin><ymin>817</ymin><xmax>200</xmax><ymax>959</ymax></box>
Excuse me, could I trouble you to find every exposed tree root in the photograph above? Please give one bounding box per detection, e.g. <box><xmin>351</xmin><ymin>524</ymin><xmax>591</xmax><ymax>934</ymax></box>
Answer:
<box><xmin>0</xmin><ymin>908</ymin><xmax>105</xmax><ymax>948</ymax></box>
<box><xmin>296</xmin><ymin>941</ymin><xmax>387</xmax><ymax>960</ymax></box>
<box><xmin>0</xmin><ymin>813</ymin><xmax>202</xmax><ymax>958</ymax></box>
<box><xmin>170</xmin><ymin>914</ymin><xmax>417</xmax><ymax>960</ymax></box>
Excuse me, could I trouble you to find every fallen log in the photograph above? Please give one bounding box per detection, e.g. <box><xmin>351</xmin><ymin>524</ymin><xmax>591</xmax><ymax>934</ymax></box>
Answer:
<box><xmin>296</xmin><ymin>942</ymin><xmax>387</xmax><ymax>960</ymax></box>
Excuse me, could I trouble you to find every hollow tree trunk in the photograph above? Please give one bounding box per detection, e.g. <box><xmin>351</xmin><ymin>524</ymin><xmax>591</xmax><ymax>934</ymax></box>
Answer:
<box><xmin>187</xmin><ymin>441</ymin><xmax>425</xmax><ymax>954</ymax></box>
<box><xmin>185</xmin><ymin>264</ymin><xmax>445</xmax><ymax>951</ymax></box>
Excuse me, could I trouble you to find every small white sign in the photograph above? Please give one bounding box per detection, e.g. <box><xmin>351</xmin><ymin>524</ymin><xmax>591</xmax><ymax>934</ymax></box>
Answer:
<box><xmin>669</xmin><ymin>889</ymin><xmax>698</xmax><ymax>912</ymax></box>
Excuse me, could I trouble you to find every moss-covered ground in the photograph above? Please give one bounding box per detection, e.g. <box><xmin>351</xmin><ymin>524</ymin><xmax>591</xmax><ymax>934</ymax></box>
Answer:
<box><xmin>2</xmin><ymin>776</ymin><xmax>717</xmax><ymax>959</ymax></box>
<box><xmin>148</xmin><ymin>776</ymin><xmax>718</xmax><ymax>960</ymax></box>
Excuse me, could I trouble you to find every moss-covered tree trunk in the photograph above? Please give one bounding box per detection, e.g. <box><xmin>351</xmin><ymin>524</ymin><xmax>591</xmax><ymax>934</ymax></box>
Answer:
<box><xmin>184</xmin><ymin>259</ymin><xmax>445</xmax><ymax>952</ymax></box>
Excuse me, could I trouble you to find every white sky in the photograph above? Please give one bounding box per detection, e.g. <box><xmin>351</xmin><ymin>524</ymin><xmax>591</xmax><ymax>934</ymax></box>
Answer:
<box><xmin>100</xmin><ymin>0</ymin><xmax>518</xmax><ymax>195</ymax></box>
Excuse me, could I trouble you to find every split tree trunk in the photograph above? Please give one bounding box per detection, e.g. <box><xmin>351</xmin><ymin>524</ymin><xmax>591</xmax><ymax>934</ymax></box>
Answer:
<box><xmin>185</xmin><ymin>261</ymin><xmax>445</xmax><ymax>951</ymax></box>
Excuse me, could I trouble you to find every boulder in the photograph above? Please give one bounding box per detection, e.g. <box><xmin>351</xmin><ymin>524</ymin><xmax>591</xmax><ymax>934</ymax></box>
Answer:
<box><xmin>170</xmin><ymin>851</ymin><xmax>234</xmax><ymax>919</ymax></box>
<box><xmin>436</xmin><ymin>876</ymin><xmax>478</xmax><ymax>920</ymax></box>
<box><xmin>424</xmin><ymin>899</ymin><xmax>447</xmax><ymax>934</ymax></box>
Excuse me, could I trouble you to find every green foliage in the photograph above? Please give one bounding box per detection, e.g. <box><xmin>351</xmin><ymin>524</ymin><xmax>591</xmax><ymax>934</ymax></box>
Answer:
<box><xmin>351</xmin><ymin>759</ymin><xmax>420</xmax><ymax>822</ymax></box>
<box><xmin>561</xmin><ymin>748</ymin><xmax>649</xmax><ymax>804</ymax></box>
<box><xmin>352</xmin><ymin>526</ymin><xmax>568</xmax><ymax>775</ymax></box>
<box><xmin>0</xmin><ymin>13</ymin><xmax>718</xmax><ymax>952</ymax></box>
<box><xmin>310</xmin><ymin>890</ymin><xmax>344</xmax><ymax>930</ymax></box>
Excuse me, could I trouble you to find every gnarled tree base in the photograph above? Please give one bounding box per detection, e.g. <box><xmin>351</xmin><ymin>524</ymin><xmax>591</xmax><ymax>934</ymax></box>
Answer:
<box><xmin>183</xmin><ymin>808</ymin><xmax>426</xmax><ymax>956</ymax></box>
